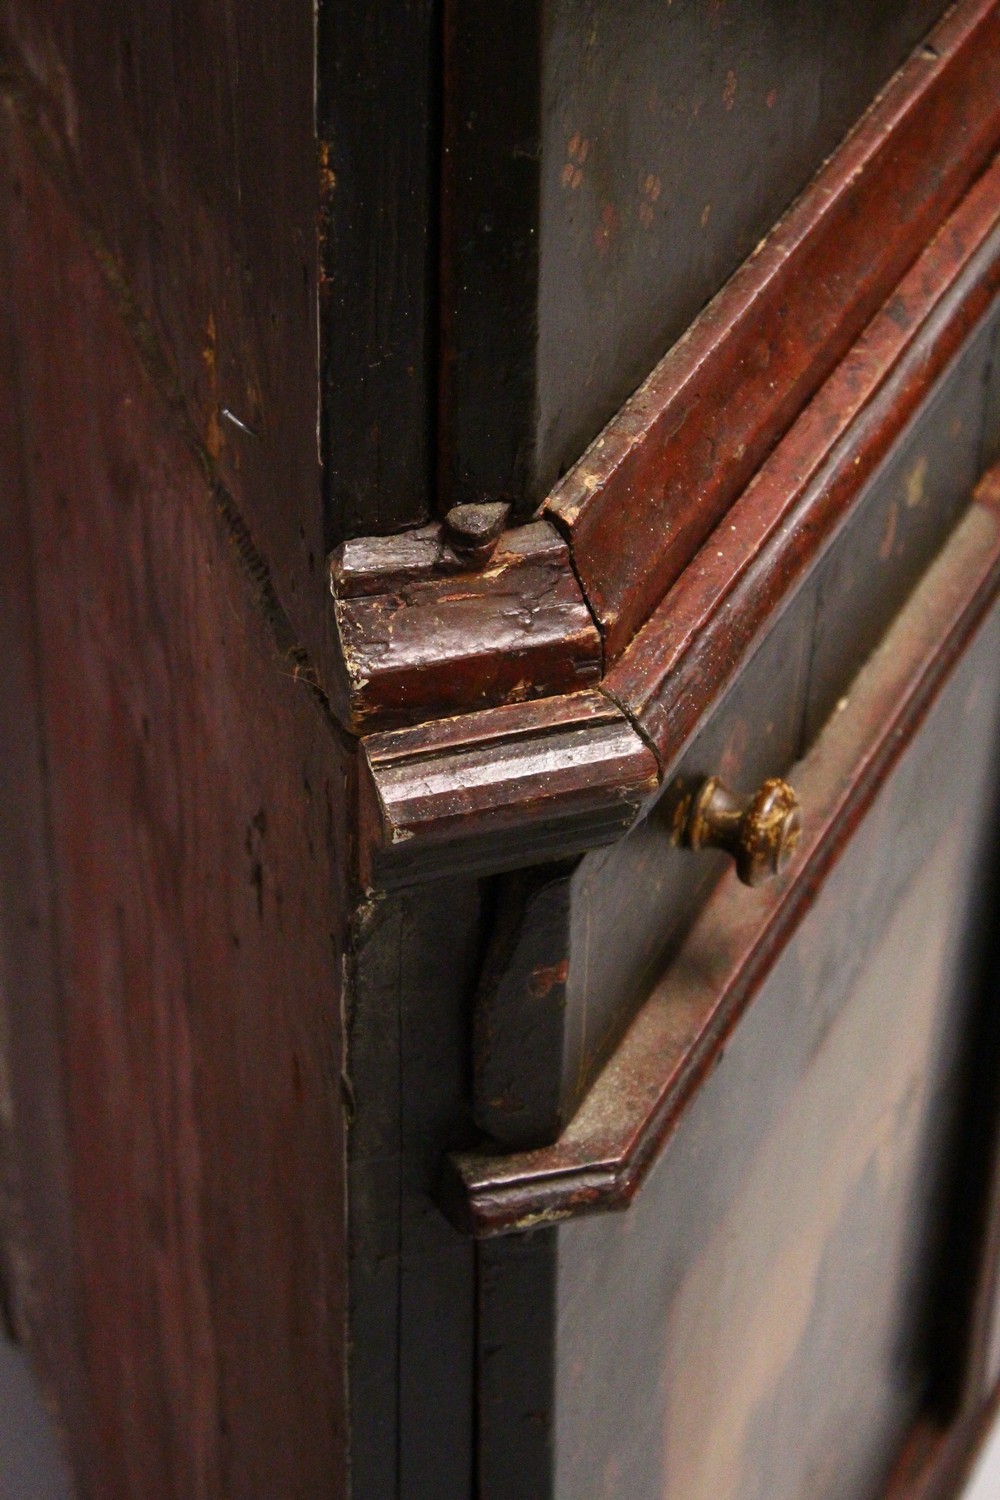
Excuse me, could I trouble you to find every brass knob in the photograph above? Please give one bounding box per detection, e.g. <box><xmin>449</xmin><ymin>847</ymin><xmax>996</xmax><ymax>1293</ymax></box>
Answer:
<box><xmin>679</xmin><ymin>775</ymin><xmax>802</xmax><ymax>887</ymax></box>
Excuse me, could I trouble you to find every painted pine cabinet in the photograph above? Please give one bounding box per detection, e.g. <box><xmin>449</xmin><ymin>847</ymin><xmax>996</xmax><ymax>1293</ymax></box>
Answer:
<box><xmin>4</xmin><ymin>2</ymin><xmax>1000</xmax><ymax>1497</ymax></box>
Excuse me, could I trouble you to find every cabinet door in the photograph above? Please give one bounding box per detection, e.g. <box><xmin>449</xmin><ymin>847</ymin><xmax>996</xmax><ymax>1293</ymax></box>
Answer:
<box><xmin>466</xmin><ymin>503</ymin><xmax>1000</xmax><ymax>1500</ymax></box>
<box><xmin>330</xmin><ymin>8</ymin><xmax>1000</xmax><ymax>1499</ymax></box>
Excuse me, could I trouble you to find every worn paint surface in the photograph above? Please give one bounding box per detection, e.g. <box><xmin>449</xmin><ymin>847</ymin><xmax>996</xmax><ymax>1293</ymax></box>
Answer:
<box><xmin>606</xmin><ymin>157</ymin><xmax>1000</xmax><ymax>753</ymax></box>
<box><xmin>330</xmin><ymin>521</ymin><xmax>602</xmax><ymax>733</ymax></box>
<box><xmin>545</xmin><ymin>0</ymin><xmax>1000</xmax><ymax>656</ymax></box>
<box><xmin>0</xmin><ymin>84</ymin><xmax>349</xmax><ymax>1500</ymax></box>
<box><xmin>0</xmin><ymin>0</ymin><xmax>330</xmax><ymax>681</ymax></box>
<box><xmin>360</xmin><ymin>691</ymin><xmax>658</xmax><ymax>890</ymax></box>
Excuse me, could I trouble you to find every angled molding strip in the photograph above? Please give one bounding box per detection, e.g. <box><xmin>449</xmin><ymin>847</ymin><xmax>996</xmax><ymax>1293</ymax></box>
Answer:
<box><xmin>543</xmin><ymin>0</ymin><xmax>1000</xmax><ymax>656</ymax></box>
<box><xmin>351</xmin><ymin>153</ymin><xmax>1000</xmax><ymax>888</ymax></box>
<box><xmin>327</xmin><ymin>0</ymin><xmax>1000</xmax><ymax>890</ymax></box>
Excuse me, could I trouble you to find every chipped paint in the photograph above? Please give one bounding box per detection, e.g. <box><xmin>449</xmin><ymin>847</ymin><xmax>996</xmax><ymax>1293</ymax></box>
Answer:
<box><xmin>562</xmin><ymin>132</ymin><xmax>590</xmax><ymax>190</ymax></box>
<box><xmin>638</xmin><ymin>172</ymin><xmax>662</xmax><ymax>228</ymax></box>
<box><xmin>529</xmin><ymin>959</ymin><xmax>571</xmax><ymax>999</ymax></box>
<box><xmin>905</xmin><ymin>453</ymin><xmax>929</xmax><ymax>507</ymax></box>
<box><xmin>879</xmin><ymin>499</ymin><xmax>899</xmax><ymax>560</ymax></box>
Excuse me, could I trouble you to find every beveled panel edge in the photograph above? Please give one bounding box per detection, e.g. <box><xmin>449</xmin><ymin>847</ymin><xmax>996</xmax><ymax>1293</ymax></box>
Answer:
<box><xmin>358</xmin><ymin>691</ymin><xmax>659</xmax><ymax>892</ymax></box>
<box><xmin>542</xmin><ymin>0</ymin><xmax>1000</xmax><ymax>658</ymax></box>
<box><xmin>605</xmin><ymin>151</ymin><xmax>1000</xmax><ymax>767</ymax></box>
<box><xmin>442</xmin><ymin>483</ymin><xmax>1000</xmax><ymax>1237</ymax></box>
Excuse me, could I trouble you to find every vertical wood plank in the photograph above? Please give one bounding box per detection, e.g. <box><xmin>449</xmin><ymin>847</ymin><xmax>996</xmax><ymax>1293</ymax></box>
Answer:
<box><xmin>0</xmin><ymin>117</ymin><xmax>90</xmax><ymax>1488</ymax></box>
<box><xmin>347</xmin><ymin>880</ymin><xmax>482</xmax><ymax>1500</ymax></box>
<box><xmin>0</xmin><ymin>0</ymin><xmax>329</xmax><ymax>673</ymax></box>
<box><xmin>0</xmin><ymin>102</ymin><xmax>350</xmax><ymax>1499</ymax></box>
<box><xmin>318</xmin><ymin>0</ymin><xmax>440</xmax><ymax>542</ymax></box>
<box><xmin>478</xmin><ymin>1231</ymin><xmax>557</xmax><ymax>1499</ymax></box>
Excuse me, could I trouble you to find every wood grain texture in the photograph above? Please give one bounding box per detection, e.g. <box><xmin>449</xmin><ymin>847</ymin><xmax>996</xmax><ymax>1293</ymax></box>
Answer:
<box><xmin>318</xmin><ymin>0</ymin><xmax>440</xmax><ymax>541</ymax></box>
<box><xmin>606</xmin><ymin>152</ymin><xmax>1000</xmax><ymax>765</ymax></box>
<box><xmin>0</xmin><ymin>0</ymin><xmax>331</xmax><ymax>679</ymax></box>
<box><xmin>0</xmin><ymin>113</ymin><xmax>88</xmax><ymax>1487</ymax></box>
<box><xmin>330</xmin><ymin>520</ymin><xmax>602</xmax><ymax>733</ymax></box>
<box><xmin>544</xmin><ymin>0</ymin><xmax>1000</xmax><ymax>657</ymax></box>
<box><xmin>446</xmin><ymin>486</ymin><xmax>1000</xmax><ymax>1236</ymax></box>
<box><xmin>359</xmin><ymin>692</ymin><xmax>659</xmax><ymax>890</ymax></box>
<box><xmin>0</xmin><ymin>105</ymin><xmax>349</xmax><ymax>1498</ymax></box>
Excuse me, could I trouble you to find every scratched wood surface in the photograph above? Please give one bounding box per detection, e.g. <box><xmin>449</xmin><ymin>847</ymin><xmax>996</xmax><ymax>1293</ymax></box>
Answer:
<box><xmin>359</xmin><ymin>691</ymin><xmax>659</xmax><ymax>890</ymax></box>
<box><xmin>475</xmin><ymin>592</ymin><xmax>1000</xmax><ymax>1500</ymax></box>
<box><xmin>0</xmin><ymin>0</ymin><xmax>332</xmax><ymax>680</ymax></box>
<box><xmin>0</xmin><ymin>116</ymin><xmax>88</xmax><ymax>1482</ymax></box>
<box><xmin>0</xmin><ymin>98</ymin><xmax>349</xmax><ymax>1500</ymax></box>
<box><xmin>441</xmin><ymin>0</ymin><xmax>952</xmax><ymax>516</ymax></box>
<box><xmin>330</xmin><ymin>520</ymin><xmax>602</xmax><ymax>733</ymax></box>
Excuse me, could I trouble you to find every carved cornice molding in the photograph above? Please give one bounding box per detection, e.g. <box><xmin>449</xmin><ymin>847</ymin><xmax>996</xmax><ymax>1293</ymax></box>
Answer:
<box><xmin>328</xmin><ymin>0</ymin><xmax>1000</xmax><ymax>890</ymax></box>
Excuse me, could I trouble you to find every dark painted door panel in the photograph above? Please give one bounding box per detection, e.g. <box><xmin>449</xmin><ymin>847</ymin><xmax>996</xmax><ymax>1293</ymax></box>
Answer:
<box><xmin>442</xmin><ymin>0</ymin><xmax>951</xmax><ymax>510</ymax></box>
<box><xmin>478</xmin><ymin>593</ymin><xmax>1000</xmax><ymax>1500</ymax></box>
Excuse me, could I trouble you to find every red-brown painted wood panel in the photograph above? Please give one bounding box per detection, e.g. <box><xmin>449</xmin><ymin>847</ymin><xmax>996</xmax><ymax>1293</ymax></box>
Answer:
<box><xmin>0</xmin><ymin>102</ymin><xmax>349</xmax><ymax>1499</ymax></box>
<box><xmin>0</xmin><ymin>0</ymin><xmax>331</xmax><ymax>677</ymax></box>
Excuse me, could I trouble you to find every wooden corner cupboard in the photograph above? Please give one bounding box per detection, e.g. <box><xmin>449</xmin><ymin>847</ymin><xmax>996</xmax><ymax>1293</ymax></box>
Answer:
<box><xmin>3</xmin><ymin>2</ymin><xmax>1000</xmax><ymax>1497</ymax></box>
